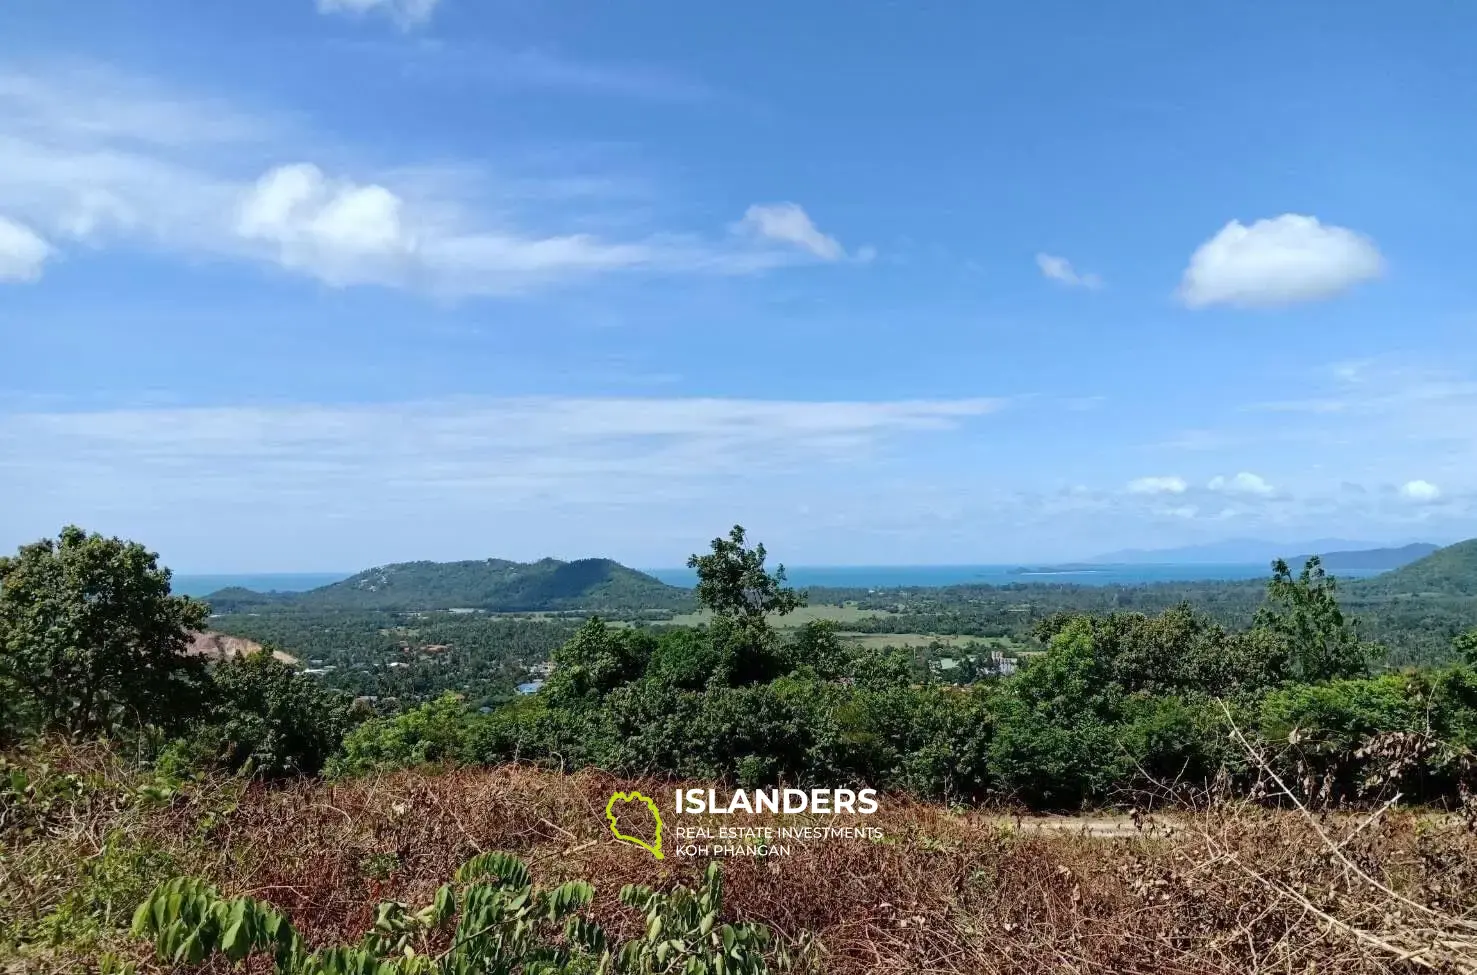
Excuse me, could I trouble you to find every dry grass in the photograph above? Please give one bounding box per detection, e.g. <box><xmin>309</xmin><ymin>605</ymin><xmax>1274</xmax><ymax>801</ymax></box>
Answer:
<box><xmin>4</xmin><ymin>745</ymin><xmax>1477</xmax><ymax>974</ymax></box>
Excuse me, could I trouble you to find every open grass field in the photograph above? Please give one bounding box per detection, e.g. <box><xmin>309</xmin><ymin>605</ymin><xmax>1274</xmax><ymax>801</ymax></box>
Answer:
<box><xmin>834</xmin><ymin>632</ymin><xmax>1030</xmax><ymax>651</ymax></box>
<box><xmin>6</xmin><ymin>742</ymin><xmax>1476</xmax><ymax>975</ymax></box>
<box><xmin>664</xmin><ymin>603</ymin><xmax>886</xmax><ymax>628</ymax></box>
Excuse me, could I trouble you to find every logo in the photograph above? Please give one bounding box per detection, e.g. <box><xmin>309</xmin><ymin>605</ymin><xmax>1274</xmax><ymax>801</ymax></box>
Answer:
<box><xmin>605</xmin><ymin>791</ymin><xmax>664</xmax><ymax>859</ymax></box>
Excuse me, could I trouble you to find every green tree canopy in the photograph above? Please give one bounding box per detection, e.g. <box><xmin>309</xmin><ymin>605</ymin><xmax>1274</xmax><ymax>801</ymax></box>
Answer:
<box><xmin>205</xmin><ymin>652</ymin><xmax>358</xmax><ymax>776</ymax></box>
<box><xmin>686</xmin><ymin>525</ymin><xmax>803</xmax><ymax>622</ymax></box>
<box><xmin>0</xmin><ymin>526</ymin><xmax>208</xmax><ymax>736</ymax></box>
<box><xmin>1254</xmin><ymin>556</ymin><xmax>1373</xmax><ymax>682</ymax></box>
<box><xmin>1455</xmin><ymin>628</ymin><xmax>1477</xmax><ymax>666</ymax></box>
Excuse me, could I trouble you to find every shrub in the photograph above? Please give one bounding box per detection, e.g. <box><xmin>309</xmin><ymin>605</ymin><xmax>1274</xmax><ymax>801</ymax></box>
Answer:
<box><xmin>131</xmin><ymin>853</ymin><xmax>779</xmax><ymax>974</ymax></box>
<box><xmin>328</xmin><ymin>693</ymin><xmax>479</xmax><ymax>777</ymax></box>
<box><xmin>204</xmin><ymin>653</ymin><xmax>358</xmax><ymax>777</ymax></box>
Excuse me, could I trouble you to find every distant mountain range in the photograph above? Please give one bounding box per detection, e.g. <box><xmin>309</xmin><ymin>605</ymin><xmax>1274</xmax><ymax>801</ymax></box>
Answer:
<box><xmin>1087</xmin><ymin>538</ymin><xmax>1438</xmax><ymax>570</ymax></box>
<box><xmin>204</xmin><ymin>557</ymin><xmax>691</xmax><ymax>614</ymax></box>
<box><xmin>201</xmin><ymin>539</ymin><xmax>1475</xmax><ymax>616</ymax></box>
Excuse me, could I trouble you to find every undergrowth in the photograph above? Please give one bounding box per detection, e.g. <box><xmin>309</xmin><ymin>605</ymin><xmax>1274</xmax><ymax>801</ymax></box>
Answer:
<box><xmin>4</xmin><ymin>740</ymin><xmax>1477</xmax><ymax>974</ymax></box>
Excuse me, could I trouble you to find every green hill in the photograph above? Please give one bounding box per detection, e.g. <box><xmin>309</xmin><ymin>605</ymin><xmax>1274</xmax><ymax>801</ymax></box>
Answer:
<box><xmin>1353</xmin><ymin>539</ymin><xmax>1477</xmax><ymax>596</ymax></box>
<box><xmin>199</xmin><ymin>586</ymin><xmax>294</xmax><ymax>612</ymax></box>
<box><xmin>204</xmin><ymin>557</ymin><xmax>690</xmax><ymax>613</ymax></box>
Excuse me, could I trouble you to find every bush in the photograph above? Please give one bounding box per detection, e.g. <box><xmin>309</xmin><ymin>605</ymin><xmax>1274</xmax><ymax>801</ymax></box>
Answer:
<box><xmin>328</xmin><ymin>693</ymin><xmax>480</xmax><ymax>777</ymax></box>
<box><xmin>203</xmin><ymin>653</ymin><xmax>358</xmax><ymax>777</ymax></box>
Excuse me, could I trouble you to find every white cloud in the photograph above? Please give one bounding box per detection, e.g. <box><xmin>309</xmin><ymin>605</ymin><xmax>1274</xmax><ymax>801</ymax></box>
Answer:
<box><xmin>1036</xmin><ymin>253</ymin><xmax>1101</xmax><ymax>289</ymax></box>
<box><xmin>236</xmin><ymin>163</ymin><xmax>420</xmax><ymax>286</ymax></box>
<box><xmin>0</xmin><ymin>215</ymin><xmax>51</xmax><ymax>282</ymax></box>
<box><xmin>0</xmin><ymin>67</ymin><xmax>857</xmax><ymax>296</ymax></box>
<box><xmin>736</xmin><ymin>203</ymin><xmax>844</xmax><ymax>261</ymax></box>
<box><xmin>0</xmin><ymin>396</ymin><xmax>1004</xmax><ymax>514</ymax></box>
<box><xmin>1179</xmin><ymin>214</ymin><xmax>1383</xmax><ymax>308</ymax></box>
<box><xmin>317</xmin><ymin>0</ymin><xmax>438</xmax><ymax>27</ymax></box>
<box><xmin>1127</xmin><ymin>476</ymin><xmax>1187</xmax><ymax>495</ymax></box>
<box><xmin>1400</xmin><ymin>480</ymin><xmax>1441</xmax><ymax>503</ymax></box>
<box><xmin>1208</xmin><ymin>471</ymin><xmax>1274</xmax><ymax>496</ymax></box>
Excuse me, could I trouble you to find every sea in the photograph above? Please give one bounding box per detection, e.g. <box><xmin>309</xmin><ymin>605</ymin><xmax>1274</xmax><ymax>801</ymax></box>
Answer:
<box><xmin>172</xmin><ymin>562</ymin><xmax>1386</xmax><ymax>598</ymax></box>
<box><xmin>170</xmin><ymin>572</ymin><xmax>352</xmax><ymax>598</ymax></box>
<box><xmin>640</xmin><ymin>563</ymin><xmax>1373</xmax><ymax>589</ymax></box>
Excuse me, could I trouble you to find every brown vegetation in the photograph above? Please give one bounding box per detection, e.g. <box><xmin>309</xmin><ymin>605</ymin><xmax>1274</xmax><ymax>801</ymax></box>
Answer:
<box><xmin>5</xmin><ymin>744</ymin><xmax>1477</xmax><ymax>975</ymax></box>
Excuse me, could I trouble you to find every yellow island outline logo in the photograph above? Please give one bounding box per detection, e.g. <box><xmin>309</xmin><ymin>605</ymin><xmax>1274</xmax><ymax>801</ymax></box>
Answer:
<box><xmin>605</xmin><ymin>791</ymin><xmax>664</xmax><ymax>859</ymax></box>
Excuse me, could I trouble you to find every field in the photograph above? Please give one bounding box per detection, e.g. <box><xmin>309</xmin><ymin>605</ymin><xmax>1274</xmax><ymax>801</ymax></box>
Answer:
<box><xmin>662</xmin><ymin>603</ymin><xmax>885</xmax><ymax>628</ymax></box>
<box><xmin>6</xmin><ymin>743</ymin><xmax>1476</xmax><ymax>975</ymax></box>
<box><xmin>834</xmin><ymin>632</ymin><xmax>1028</xmax><ymax>651</ymax></box>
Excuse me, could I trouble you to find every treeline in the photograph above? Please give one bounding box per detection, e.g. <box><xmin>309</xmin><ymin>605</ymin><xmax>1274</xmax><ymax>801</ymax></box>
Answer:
<box><xmin>5</xmin><ymin>525</ymin><xmax>1477</xmax><ymax>811</ymax></box>
<box><xmin>0</xmin><ymin>527</ymin><xmax>354</xmax><ymax>775</ymax></box>
<box><xmin>335</xmin><ymin>532</ymin><xmax>1477</xmax><ymax>808</ymax></box>
<box><xmin>208</xmin><ymin>610</ymin><xmax>579</xmax><ymax>709</ymax></box>
<box><xmin>812</xmin><ymin>580</ymin><xmax>1477</xmax><ymax>668</ymax></box>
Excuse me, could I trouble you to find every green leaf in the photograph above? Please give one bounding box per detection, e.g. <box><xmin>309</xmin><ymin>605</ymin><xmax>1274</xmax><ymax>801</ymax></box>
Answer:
<box><xmin>221</xmin><ymin>919</ymin><xmax>246</xmax><ymax>961</ymax></box>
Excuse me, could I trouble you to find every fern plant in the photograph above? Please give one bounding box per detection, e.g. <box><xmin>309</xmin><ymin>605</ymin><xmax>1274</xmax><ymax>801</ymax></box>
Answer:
<box><xmin>615</xmin><ymin>863</ymin><xmax>771</xmax><ymax>975</ymax></box>
<box><xmin>131</xmin><ymin>853</ymin><xmax>784</xmax><ymax>974</ymax></box>
<box><xmin>132</xmin><ymin>851</ymin><xmax>603</xmax><ymax>973</ymax></box>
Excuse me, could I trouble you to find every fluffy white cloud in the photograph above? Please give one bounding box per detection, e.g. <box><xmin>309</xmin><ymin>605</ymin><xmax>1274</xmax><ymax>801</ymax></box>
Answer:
<box><xmin>237</xmin><ymin>164</ymin><xmax>417</xmax><ymax>285</ymax></box>
<box><xmin>234</xmin><ymin>163</ymin><xmax>699</xmax><ymax>290</ymax></box>
<box><xmin>0</xmin><ymin>215</ymin><xmax>51</xmax><ymax>282</ymax></box>
<box><xmin>1035</xmin><ymin>253</ymin><xmax>1101</xmax><ymax>289</ymax></box>
<box><xmin>1400</xmin><ymin>479</ymin><xmax>1441</xmax><ymax>503</ymax></box>
<box><xmin>317</xmin><ymin>0</ymin><xmax>438</xmax><ymax>27</ymax></box>
<box><xmin>736</xmin><ymin>203</ymin><xmax>844</xmax><ymax>261</ymax></box>
<box><xmin>1208</xmin><ymin>471</ymin><xmax>1274</xmax><ymax>496</ymax></box>
<box><xmin>1127</xmin><ymin>476</ymin><xmax>1187</xmax><ymax>495</ymax></box>
<box><xmin>1179</xmin><ymin>214</ymin><xmax>1383</xmax><ymax>308</ymax></box>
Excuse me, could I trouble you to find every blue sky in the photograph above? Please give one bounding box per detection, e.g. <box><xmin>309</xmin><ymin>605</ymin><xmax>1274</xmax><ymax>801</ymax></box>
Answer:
<box><xmin>3</xmin><ymin>0</ymin><xmax>1476</xmax><ymax>571</ymax></box>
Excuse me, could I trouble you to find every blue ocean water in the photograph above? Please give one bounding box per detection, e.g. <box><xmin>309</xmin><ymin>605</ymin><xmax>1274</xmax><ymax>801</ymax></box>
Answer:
<box><xmin>173</xmin><ymin>563</ymin><xmax>1384</xmax><ymax>598</ymax></box>
<box><xmin>171</xmin><ymin>572</ymin><xmax>351</xmax><ymax>597</ymax></box>
<box><xmin>643</xmin><ymin>563</ymin><xmax>1383</xmax><ymax>589</ymax></box>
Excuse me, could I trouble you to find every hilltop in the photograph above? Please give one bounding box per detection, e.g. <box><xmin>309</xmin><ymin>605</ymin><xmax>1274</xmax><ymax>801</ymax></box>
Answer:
<box><xmin>204</xmin><ymin>556</ymin><xmax>691</xmax><ymax>614</ymax></box>
<box><xmin>1354</xmin><ymin>539</ymin><xmax>1477</xmax><ymax>596</ymax></box>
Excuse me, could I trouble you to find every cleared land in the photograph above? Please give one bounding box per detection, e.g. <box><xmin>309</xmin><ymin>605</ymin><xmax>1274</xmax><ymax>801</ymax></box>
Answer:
<box><xmin>6</xmin><ymin>745</ymin><xmax>1474</xmax><ymax>975</ymax></box>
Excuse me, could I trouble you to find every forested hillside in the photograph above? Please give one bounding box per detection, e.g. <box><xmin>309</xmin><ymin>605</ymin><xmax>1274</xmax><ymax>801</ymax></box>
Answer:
<box><xmin>205</xmin><ymin>556</ymin><xmax>692</xmax><ymax>614</ymax></box>
<box><xmin>1354</xmin><ymin>538</ymin><xmax>1477</xmax><ymax>596</ymax></box>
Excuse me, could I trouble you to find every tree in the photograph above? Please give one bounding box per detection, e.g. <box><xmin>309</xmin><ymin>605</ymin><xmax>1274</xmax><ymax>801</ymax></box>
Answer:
<box><xmin>987</xmin><ymin>618</ymin><xmax>1126</xmax><ymax>808</ymax></box>
<box><xmin>0</xmin><ymin>526</ymin><xmax>208</xmax><ymax>736</ymax></box>
<box><xmin>687</xmin><ymin>525</ymin><xmax>803</xmax><ymax>623</ymax></box>
<box><xmin>1253</xmin><ymin>557</ymin><xmax>1372</xmax><ymax>682</ymax></box>
<box><xmin>205</xmin><ymin>652</ymin><xmax>357</xmax><ymax>776</ymax></box>
<box><xmin>543</xmin><ymin>618</ymin><xmax>651</xmax><ymax>703</ymax></box>
<box><xmin>1455</xmin><ymin>628</ymin><xmax>1477</xmax><ymax>666</ymax></box>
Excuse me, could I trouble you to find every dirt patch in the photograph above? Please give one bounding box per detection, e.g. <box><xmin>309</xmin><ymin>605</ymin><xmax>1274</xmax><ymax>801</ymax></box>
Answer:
<box><xmin>186</xmin><ymin>630</ymin><xmax>298</xmax><ymax>665</ymax></box>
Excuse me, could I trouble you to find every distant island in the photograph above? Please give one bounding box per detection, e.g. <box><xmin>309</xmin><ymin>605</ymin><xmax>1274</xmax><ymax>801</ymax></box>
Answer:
<box><xmin>1079</xmin><ymin>541</ymin><xmax>1439</xmax><ymax>573</ymax></box>
<box><xmin>1007</xmin><ymin>564</ymin><xmax>1113</xmax><ymax>576</ymax></box>
<box><xmin>203</xmin><ymin>556</ymin><xmax>691</xmax><ymax>614</ymax></box>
